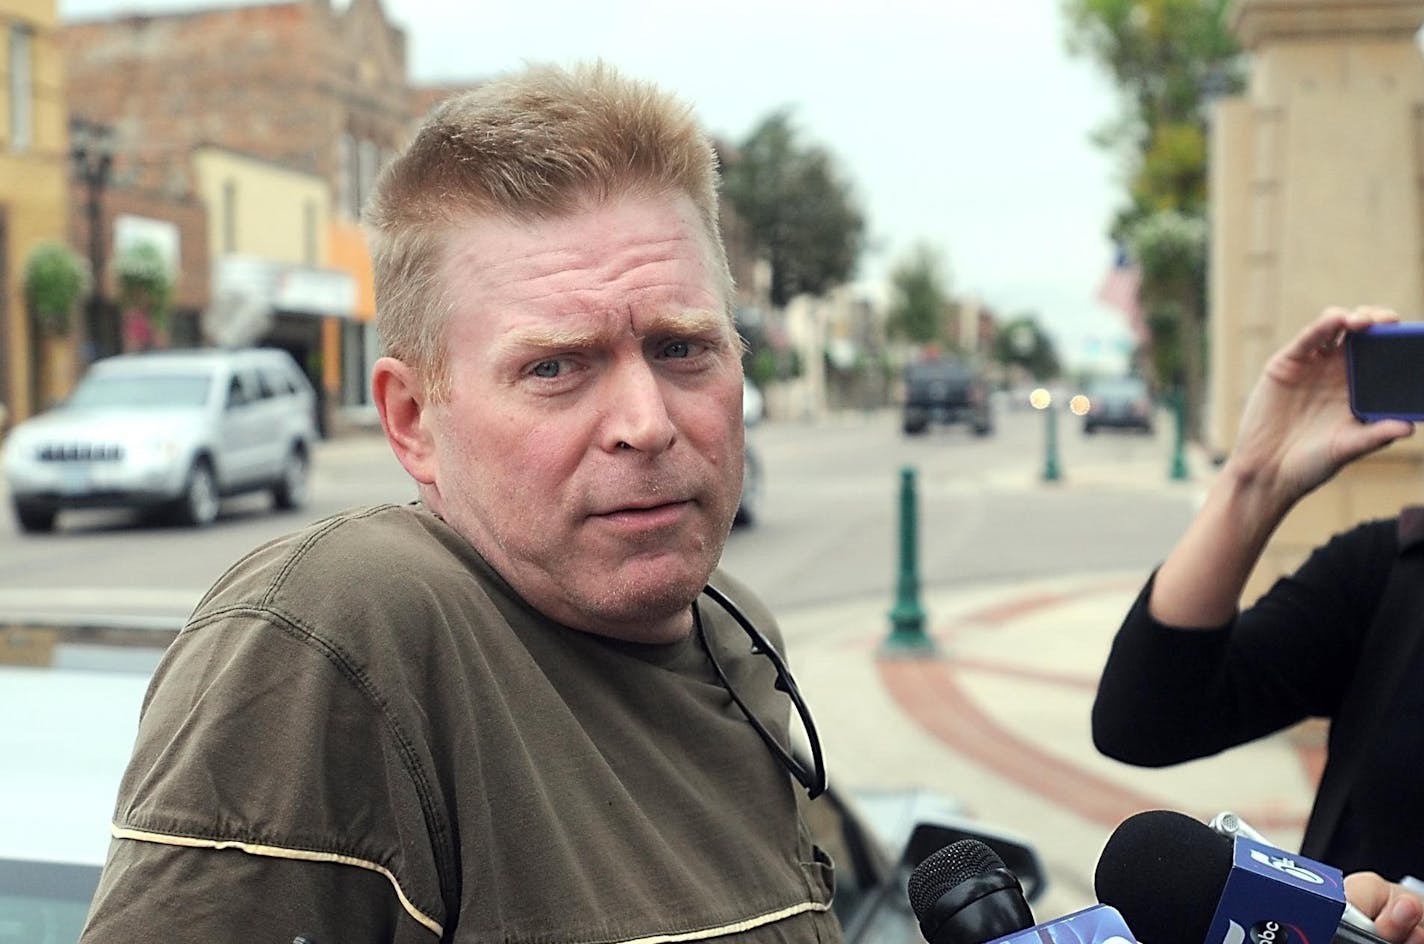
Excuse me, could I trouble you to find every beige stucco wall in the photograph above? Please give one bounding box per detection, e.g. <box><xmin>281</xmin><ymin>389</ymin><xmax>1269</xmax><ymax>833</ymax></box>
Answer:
<box><xmin>1213</xmin><ymin>0</ymin><xmax>1424</xmax><ymax>600</ymax></box>
<box><xmin>1</xmin><ymin>0</ymin><xmax>71</xmax><ymax>423</ymax></box>
<box><xmin>190</xmin><ymin>146</ymin><xmax>330</xmax><ymax>265</ymax></box>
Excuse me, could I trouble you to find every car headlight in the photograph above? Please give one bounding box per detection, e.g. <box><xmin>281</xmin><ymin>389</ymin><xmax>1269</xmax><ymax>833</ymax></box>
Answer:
<box><xmin>134</xmin><ymin>437</ymin><xmax>184</xmax><ymax>463</ymax></box>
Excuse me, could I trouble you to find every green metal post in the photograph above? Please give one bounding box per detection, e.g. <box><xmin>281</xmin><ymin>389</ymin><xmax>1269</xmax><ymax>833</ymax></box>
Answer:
<box><xmin>1043</xmin><ymin>402</ymin><xmax>1061</xmax><ymax>483</ymax></box>
<box><xmin>1169</xmin><ymin>386</ymin><xmax>1189</xmax><ymax>481</ymax></box>
<box><xmin>884</xmin><ymin>465</ymin><xmax>934</xmax><ymax>654</ymax></box>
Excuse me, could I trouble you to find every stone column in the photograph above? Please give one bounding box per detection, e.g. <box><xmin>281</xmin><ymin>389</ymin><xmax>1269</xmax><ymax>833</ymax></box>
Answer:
<box><xmin>1211</xmin><ymin>0</ymin><xmax>1424</xmax><ymax>600</ymax></box>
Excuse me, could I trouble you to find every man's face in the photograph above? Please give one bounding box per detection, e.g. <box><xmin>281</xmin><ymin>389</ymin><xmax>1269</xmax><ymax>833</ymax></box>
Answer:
<box><xmin>421</xmin><ymin>192</ymin><xmax>744</xmax><ymax>643</ymax></box>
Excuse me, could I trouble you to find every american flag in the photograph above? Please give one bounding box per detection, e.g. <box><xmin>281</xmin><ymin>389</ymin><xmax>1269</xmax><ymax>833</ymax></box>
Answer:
<box><xmin>1097</xmin><ymin>247</ymin><xmax>1146</xmax><ymax>341</ymax></box>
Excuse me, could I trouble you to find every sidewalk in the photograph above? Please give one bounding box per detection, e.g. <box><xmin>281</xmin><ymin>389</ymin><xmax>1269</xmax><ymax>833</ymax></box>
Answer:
<box><xmin>782</xmin><ymin>569</ymin><xmax>1320</xmax><ymax>921</ymax></box>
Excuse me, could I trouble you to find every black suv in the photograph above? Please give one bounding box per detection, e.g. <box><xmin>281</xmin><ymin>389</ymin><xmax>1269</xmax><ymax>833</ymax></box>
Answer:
<box><xmin>901</xmin><ymin>359</ymin><xmax>992</xmax><ymax>436</ymax></box>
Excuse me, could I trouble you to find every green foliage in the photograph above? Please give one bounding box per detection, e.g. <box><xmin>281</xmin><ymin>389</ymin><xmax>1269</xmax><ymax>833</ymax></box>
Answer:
<box><xmin>721</xmin><ymin>110</ymin><xmax>866</xmax><ymax>307</ymax></box>
<box><xmin>1063</xmin><ymin>0</ymin><xmax>1237</xmax><ymax>431</ymax></box>
<box><xmin>115</xmin><ymin>242</ymin><xmax>175</xmax><ymax>327</ymax></box>
<box><xmin>22</xmin><ymin>242</ymin><xmax>90</xmax><ymax>336</ymax></box>
<box><xmin>992</xmin><ymin>315</ymin><xmax>1062</xmax><ymax>380</ymax></box>
<box><xmin>1129</xmin><ymin>209</ymin><xmax>1207</xmax><ymax>297</ymax></box>
<box><xmin>742</xmin><ymin>327</ymin><xmax>804</xmax><ymax>387</ymax></box>
<box><xmin>885</xmin><ymin>243</ymin><xmax>951</xmax><ymax>345</ymax></box>
<box><xmin>1063</xmin><ymin>0</ymin><xmax>1242</xmax><ymax>232</ymax></box>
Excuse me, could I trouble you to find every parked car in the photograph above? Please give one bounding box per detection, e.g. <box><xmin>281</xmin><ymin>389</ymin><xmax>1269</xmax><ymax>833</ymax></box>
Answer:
<box><xmin>901</xmin><ymin>359</ymin><xmax>993</xmax><ymax>436</ymax></box>
<box><xmin>735</xmin><ymin>379</ymin><xmax>764</xmax><ymax>527</ymax></box>
<box><xmin>1</xmin><ymin>347</ymin><xmax>319</xmax><ymax>533</ymax></box>
<box><xmin>0</xmin><ymin>612</ymin><xmax>1045</xmax><ymax>944</ymax></box>
<box><xmin>1081</xmin><ymin>376</ymin><xmax>1154</xmax><ymax>435</ymax></box>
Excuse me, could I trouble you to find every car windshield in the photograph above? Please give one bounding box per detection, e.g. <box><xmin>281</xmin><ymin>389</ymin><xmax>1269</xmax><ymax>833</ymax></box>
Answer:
<box><xmin>1090</xmin><ymin>378</ymin><xmax>1147</xmax><ymax>399</ymax></box>
<box><xmin>64</xmin><ymin>372</ymin><xmax>214</xmax><ymax>410</ymax></box>
<box><xmin>908</xmin><ymin>362</ymin><xmax>972</xmax><ymax>381</ymax></box>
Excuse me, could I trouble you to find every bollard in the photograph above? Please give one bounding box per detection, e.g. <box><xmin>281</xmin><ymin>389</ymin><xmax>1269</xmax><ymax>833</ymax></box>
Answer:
<box><xmin>1029</xmin><ymin>387</ymin><xmax>1061</xmax><ymax>483</ymax></box>
<box><xmin>1043</xmin><ymin>400</ymin><xmax>1061</xmax><ymax>483</ymax></box>
<box><xmin>1169</xmin><ymin>386</ymin><xmax>1189</xmax><ymax>481</ymax></box>
<box><xmin>883</xmin><ymin>465</ymin><xmax>935</xmax><ymax>654</ymax></box>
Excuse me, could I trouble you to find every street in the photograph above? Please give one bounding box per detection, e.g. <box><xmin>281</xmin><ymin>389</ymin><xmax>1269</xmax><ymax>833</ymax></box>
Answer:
<box><xmin>0</xmin><ymin>404</ymin><xmax>1199</xmax><ymax>618</ymax></box>
<box><xmin>724</xmin><ymin>403</ymin><xmax>1197</xmax><ymax>616</ymax></box>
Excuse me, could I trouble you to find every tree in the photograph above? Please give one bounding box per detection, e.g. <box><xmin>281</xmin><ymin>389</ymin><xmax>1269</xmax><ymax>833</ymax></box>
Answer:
<box><xmin>1063</xmin><ymin>0</ymin><xmax>1243</xmax><ymax>434</ymax></box>
<box><xmin>992</xmin><ymin>315</ymin><xmax>1062</xmax><ymax>380</ymax></box>
<box><xmin>721</xmin><ymin>110</ymin><xmax>866</xmax><ymax>307</ymax></box>
<box><xmin>884</xmin><ymin>243</ymin><xmax>951</xmax><ymax>346</ymax></box>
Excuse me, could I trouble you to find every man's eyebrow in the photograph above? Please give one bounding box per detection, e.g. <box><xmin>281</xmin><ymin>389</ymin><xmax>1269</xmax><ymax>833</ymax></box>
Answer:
<box><xmin>500</xmin><ymin>325</ymin><xmax>604</xmax><ymax>351</ymax></box>
<box><xmin>638</xmin><ymin>309</ymin><xmax>730</xmax><ymax>337</ymax></box>
<box><xmin>500</xmin><ymin>310</ymin><xmax>730</xmax><ymax>352</ymax></box>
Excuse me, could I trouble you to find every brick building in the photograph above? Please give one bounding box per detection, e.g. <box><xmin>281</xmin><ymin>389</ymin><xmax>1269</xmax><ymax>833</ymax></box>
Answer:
<box><xmin>62</xmin><ymin>0</ymin><xmax>418</xmax><ymax>429</ymax></box>
<box><xmin>60</xmin><ymin>3</ymin><xmax>763</xmax><ymax>429</ymax></box>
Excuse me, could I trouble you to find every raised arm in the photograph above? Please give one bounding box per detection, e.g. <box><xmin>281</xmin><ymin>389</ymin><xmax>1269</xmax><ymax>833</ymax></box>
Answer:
<box><xmin>1149</xmin><ymin>306</ymin><xmax>1414</xmax><ymax>628</ymax></box>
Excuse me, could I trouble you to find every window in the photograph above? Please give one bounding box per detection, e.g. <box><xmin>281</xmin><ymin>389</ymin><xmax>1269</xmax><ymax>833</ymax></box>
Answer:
<box><xmin>9</xmin><ymin>26</ymin><xmax>33</xmax><ymax>153</ymax></box>
<box><xmin>357</xmin><ymin>138</ymin><xmax>378</xmax><ymax>216</ymax></box>
<box><xmin>221</xmin><ymin>179</ymin><xmax>237</xmax><ymax>252</ymax></box>
<box><xmin>303</xmin><ymin>199</ymin><xmax>317</xmax><ymax>264</ymax></box>
<box><xmin>338</xmin><ymin>132</ymin><xmax>357</xmax><ymax>219</ymax></box>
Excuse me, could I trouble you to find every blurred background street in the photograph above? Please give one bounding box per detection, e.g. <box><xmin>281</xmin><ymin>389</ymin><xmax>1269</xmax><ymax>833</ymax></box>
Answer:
<box><xmin>3</xmin><ymin>0</ymin><xmax>1417</xmax><ymax>933</ymax></box>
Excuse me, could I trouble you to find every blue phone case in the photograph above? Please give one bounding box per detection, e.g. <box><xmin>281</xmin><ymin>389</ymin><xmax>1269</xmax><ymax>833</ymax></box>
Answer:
<box><xmin>1345</xmin><ymin>322</ymin><xmax>1424</xmax><ymax>422</ymax></box>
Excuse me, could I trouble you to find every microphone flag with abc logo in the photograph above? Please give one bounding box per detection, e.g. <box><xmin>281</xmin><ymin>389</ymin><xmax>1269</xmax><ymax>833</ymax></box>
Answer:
<box><xmin>1095</xmin><ymin>810</ymin><xmax>1357</xmax><ymax>944</ymax></box>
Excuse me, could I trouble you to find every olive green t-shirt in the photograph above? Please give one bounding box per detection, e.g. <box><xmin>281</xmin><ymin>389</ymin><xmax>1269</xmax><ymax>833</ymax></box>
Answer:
<box><xmin>80</xmin><ymin>504</ymin><xmax>841</xmax><ymax>944</ymax></box>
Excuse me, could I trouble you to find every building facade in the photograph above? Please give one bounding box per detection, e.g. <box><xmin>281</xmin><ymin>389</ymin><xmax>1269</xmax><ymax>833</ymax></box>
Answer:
<box><xmin>1209</xmin><ymin>0</ymin><xmax>1424</xmax><ymax>600</ymax></box>
<box><xmin>62</xmin><ymin>0</ymin><xmax>417</xmax><ymax>431</ymax></box>
<box><xmin>0</xmin><ymin>0</ymin><xmax>68</xmax><ymax>427</ymax></box>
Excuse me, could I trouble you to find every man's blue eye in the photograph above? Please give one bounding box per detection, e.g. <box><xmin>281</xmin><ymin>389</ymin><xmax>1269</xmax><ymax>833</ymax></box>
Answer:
<box><xmin>531</xmin><ymin>360</ymin><xmax>562</xmax><ymax>378</ymax></box>
<box><xmin>664</xmin><ymin>341</ymin><xmax>691</xmax><ymax>358</ymax></box>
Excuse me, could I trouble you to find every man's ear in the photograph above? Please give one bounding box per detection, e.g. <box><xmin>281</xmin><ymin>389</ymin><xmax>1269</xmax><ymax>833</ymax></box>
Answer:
<box><xmin>372</xmin><ymin>356</ymin><xmax>437</xmax><ymax>485</ymax></box>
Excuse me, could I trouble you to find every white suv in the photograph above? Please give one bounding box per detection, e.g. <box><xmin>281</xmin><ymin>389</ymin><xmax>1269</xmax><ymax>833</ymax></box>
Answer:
<box><xmin>2</xmin><ymin>347</ymin><xmax>318</xmax><ymax>532</ymax></box>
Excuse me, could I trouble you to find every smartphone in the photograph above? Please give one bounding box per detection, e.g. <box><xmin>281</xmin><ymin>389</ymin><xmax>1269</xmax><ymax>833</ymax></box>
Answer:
<box><xmin>1346</xmin><ymin>322</ymin><xmax>1424</xmax><ymax>422</ymax></box>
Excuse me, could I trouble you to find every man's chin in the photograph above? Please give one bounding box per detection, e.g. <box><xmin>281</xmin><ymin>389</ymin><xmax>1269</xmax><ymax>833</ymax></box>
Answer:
<box><xmin>572</xmin><ymin>562</ymin><xmax>714</xmax><ymax>641</ymax></box>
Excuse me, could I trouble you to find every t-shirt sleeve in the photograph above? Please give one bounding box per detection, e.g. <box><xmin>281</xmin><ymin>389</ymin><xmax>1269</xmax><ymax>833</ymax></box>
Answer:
<box><xmin>80</xmin><ymin>611</ymin><xmax>448</xmax><ymax>942</ymax></box>
<box><xmin>1091</xmin><ymin>518</ymin><xmax>1397</xmax><ymax>767</ymax></box>
<box><xmin>81</xmin><ymin>836</ymin><xmax>438</xmax><ymax>943</ymax></box>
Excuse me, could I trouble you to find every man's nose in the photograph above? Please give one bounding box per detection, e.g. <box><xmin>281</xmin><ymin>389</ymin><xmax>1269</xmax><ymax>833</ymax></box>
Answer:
<box><xmin>603</xmin><ymin>362</ymin><xmax>676</xmax><ymax>454</ymax></box>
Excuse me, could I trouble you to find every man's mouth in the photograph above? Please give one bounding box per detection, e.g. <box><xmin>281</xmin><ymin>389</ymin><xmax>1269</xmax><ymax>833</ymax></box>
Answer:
<box><xmin>591</xmin><ymin>499</ymin><xmax>693</xmax><ymax>527</ymax></box>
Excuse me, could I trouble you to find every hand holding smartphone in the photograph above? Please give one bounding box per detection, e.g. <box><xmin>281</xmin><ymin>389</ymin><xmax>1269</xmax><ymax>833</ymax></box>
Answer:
<box><xmin>1346</xmin><ymin>323</ymin><xmax>1424</xmax><ymax>422</ymax></box>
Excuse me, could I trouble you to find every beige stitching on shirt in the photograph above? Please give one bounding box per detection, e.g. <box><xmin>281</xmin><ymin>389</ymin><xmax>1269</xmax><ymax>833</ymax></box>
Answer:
<box><xmin>110</xmin><ymin>823</ymin><xmax>443</xmax><ymax>937</ymax></box>
<box><xmin>603</xmin><ymin>900</ymin><xmax>833</xmax><ymax>944</ymax></box>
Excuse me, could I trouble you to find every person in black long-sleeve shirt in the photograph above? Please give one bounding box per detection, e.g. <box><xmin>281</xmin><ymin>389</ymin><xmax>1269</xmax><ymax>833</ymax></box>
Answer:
<box><xmin>1094</xmin><ymin>305</ymin><xmax>1424</xmax><ymax>884</ymax></box>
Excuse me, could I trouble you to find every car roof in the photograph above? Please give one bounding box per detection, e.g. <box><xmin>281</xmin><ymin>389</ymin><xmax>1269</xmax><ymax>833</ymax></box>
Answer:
<box><xmin>906</xmin><ymin>359</ymin><xmax>975</xmax><ymax>376</ymax></box>
<box><xmin>1088</xmin><ymin>376</ymin><xmax>1148</xmax><ymax>393</ymax></box>
<box><xmin>87</xmin><ymin>348</ymin><xmax>295</xmax><ymax>376</ymax></box>
<box><xmin>0</xmin><ymin>664</ymin><xmax>150</xmax><ymax>866</ymax></box>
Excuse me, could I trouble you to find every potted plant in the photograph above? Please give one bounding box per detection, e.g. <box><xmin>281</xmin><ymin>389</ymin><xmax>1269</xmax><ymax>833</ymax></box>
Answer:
<box><xmin>115</xmin><ymin>241</ymin><xmax>175</xmax><ymax>351</ymax></box>
<box><xmin>22</xmin><ymin>241</ymin><xmax>89</xmax><ymax>337</ymax></box>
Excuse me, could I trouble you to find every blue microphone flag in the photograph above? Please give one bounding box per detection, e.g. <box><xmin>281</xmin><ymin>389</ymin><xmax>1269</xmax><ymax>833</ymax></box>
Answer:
<box><xmin>984</xmin><ymin>904</ymin><xmax>1135</xmax><ymax>944</ymax></box>
<box><xmin>1206</xmin><ymin>837</ymin><xmax>1348</xmax><ymax>944</ymax></box>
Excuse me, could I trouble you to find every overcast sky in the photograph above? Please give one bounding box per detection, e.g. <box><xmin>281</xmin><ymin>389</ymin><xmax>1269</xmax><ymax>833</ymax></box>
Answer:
<box><xmin>58</xmin><ymin>0</ymin><xmax>1136</xmax><ymax>372</ymax></box>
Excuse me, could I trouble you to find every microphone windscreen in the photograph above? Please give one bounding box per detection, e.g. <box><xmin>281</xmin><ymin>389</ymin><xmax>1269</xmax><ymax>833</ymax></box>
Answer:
<box><xmin>1093</xmin><ymin>810</ymin><xmax>1234</xmax><ymax>944</ymax></box>
<box><xmin>908</xmin><ymin>839</ymin><xmax>1008</xmax><ymax>918</ymax></box>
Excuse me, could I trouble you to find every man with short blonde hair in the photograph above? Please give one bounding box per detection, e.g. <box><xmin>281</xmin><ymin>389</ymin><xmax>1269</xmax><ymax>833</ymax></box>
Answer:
<box><xmin>80</xmin><ymin>61</ymin><xmax>837</xmax><ymax>944</ymax></box>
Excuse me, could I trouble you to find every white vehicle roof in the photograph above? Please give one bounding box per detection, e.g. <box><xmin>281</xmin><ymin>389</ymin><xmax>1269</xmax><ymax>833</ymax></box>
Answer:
<box><xmin>87</xmin><ymin>347</ymin><xmax>301</xmax><ymax>376</ymax></box>
<box><xmin>0</xmin><ymin>664</ymin><xmax>151</xmax><ymax>866</ymax></box>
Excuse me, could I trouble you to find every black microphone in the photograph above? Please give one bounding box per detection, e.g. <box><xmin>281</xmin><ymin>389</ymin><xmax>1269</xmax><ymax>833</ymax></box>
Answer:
<box><xmin>1095</xmin><ymin>810</ymin><xmax>1391</xmax><ymax>944</ymax></box>
<box><xmin>909</xmin><ymin>838</ymin><xmax>1139</xmax><ymax>944</ymax></box>
<box><xmin>907</xmin><ymin>839</ymin><xmax>1036</xmax><ymax>944</ymax></box>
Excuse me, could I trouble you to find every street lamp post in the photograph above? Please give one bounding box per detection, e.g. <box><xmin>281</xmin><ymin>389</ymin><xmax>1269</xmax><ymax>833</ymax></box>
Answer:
<box><xmin>70</xmin><ymin>120</ymin><xmax>114</xmax><ymax>360</ymax></box>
